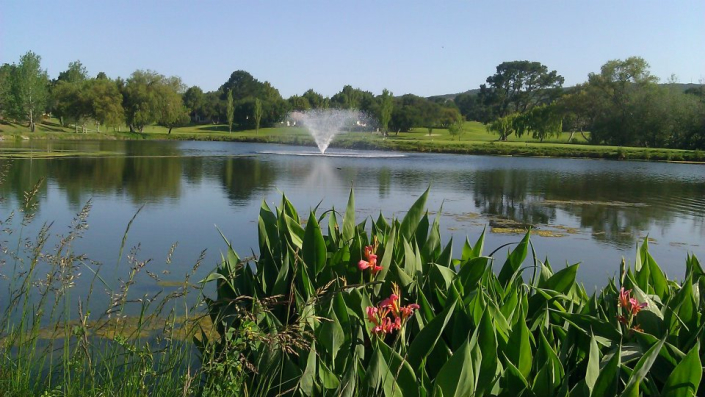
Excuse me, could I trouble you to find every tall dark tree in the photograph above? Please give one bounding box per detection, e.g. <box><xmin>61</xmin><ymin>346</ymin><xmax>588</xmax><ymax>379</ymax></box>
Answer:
<box><xmin>183</xmin><ymin>86</ymin><xmax>205</xmax><ymax>121</ymax></box>
<box><xmin>302</xmin><ymin>89</ymin><xmax>327</xmax><ymax>109</ymax></box>
<box><xmin>378</xmin><ymin>89</ymin><xmax>394</xmax><ymax>134</ymax></box>
<box><xmin>56</xmin><ymin>60</ymin><xmax>88</xmax><ymax>84</ymax></box>
<box><xmin>585</xmin><ymin>57</ymin><xmax>659</xmax><ymax>146</ymax></box>
<box><xmin>481</xmin><ymin>61</ymin><xmax>564</xmax><ymax>119</ymax></box>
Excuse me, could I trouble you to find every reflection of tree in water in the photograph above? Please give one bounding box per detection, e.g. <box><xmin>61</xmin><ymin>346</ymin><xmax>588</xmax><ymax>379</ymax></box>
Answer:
<box><xmin>378</xmin><ymin>167</ymin><xmax>391</xmax><ymax>200</ymax></box>
<box><xmin>122</xmin><ymin>156</ymin><xmax>182</xmax><ymax>202</ymax></box>
<box><xmin>0</xmin><ymin>160</ymin><xmax>49</xmax><ymax>212</ymax></box>
<box><xmin>51</xmin><ymin>157</ymin><xmax>128</xmax><ymax>208</ymax></box>
<box><xmin>471</xmin><ymin>169</ymin><xmax>556</xmax><ymax>226</ymax></box>
<box><xmin>220</xmin><ymin>158</ymin><xmax>275</xmax><ymax>206</ymax></box>
<box><xmin>4</xmin><ymin>141</ymin><xmax>186</xmax><ymax>208</ymax></box>
<box><xmin>469</xmin><ymin>169</ymin><xmax>705</xmax><ymax>247</ymax></box>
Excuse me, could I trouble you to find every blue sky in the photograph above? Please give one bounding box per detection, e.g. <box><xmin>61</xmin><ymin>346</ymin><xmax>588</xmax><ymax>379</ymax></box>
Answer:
<box><xmin>1</xmin><ymin>1</ymin><xmax>703</xmax><ymax>98</ymax></box>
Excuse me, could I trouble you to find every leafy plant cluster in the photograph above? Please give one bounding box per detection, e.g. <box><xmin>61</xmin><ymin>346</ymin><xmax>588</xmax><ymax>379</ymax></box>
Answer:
<box><xmin>200</xmin><ymin>188</ymin><xmax>704</xmax><ymax>396</ymax></box>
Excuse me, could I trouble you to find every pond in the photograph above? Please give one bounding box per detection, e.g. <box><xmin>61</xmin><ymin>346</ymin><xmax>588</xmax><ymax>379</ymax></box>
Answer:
<box><xmin>1</xmin><ymin>140</ymin><xmax>704</xmax><ymax>307</ymax></box>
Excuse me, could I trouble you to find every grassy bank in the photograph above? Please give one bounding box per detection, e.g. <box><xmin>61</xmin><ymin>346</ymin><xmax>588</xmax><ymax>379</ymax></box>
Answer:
<box><xmin>2</xmin><ymin>119</ymin><xmax>704</xmax><ymax>163</ymax></box>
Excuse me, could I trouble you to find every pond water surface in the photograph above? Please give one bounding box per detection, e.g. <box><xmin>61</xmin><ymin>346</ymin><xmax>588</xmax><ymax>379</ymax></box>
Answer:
<box><xmin>1</xmin><ymin>140</ymin><xmax>704</xmax><ymax>306</ymax></box>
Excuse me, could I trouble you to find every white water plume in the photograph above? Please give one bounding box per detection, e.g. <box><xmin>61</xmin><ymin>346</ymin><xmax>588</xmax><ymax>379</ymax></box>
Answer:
<box><xmin>289</xmin><ymin>109</ymin><xmax>363</xmax><ymax>153</ymax></box>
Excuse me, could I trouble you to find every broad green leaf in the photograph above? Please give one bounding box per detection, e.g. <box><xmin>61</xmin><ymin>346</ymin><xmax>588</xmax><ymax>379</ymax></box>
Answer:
<box><xmin>661</xmin><ymin>341</ymin><xmax>702</xmax><ymax>397</ymax></box>
<box><xmin>431</xmin><ymin>264</ymin><xmax>455</xmax><ymax>291</ymax></box>
<box><xmin>543</xmin><ymin>263</ymin><xmax>580</xmax><ymax>294</ymax></box>
<box><xmin>342</xmin><ymin>189</ymin><xmax>355</xmax><ymax>243</ymax></box>
<box><xmin>472</xmin><ymin>227</ymin><xmax>486</xmax><ymax>258</ymax></box>
<box><xmin>498</xmin><ymin>231</ymin><xmax>530</xmax><ymax>286</ymax></box>
<box><xmin>283</xmin><ymin>213</ymin><xmax>304</xmax><ymax>249</ymax></box>
<box><xmin>461</xmin><ymin>237</ymin><xmax>474</xmax><ymax>262</ymax></box>
<box><xmin>620</xmin><ymin>336</ymin><xmax>666</xmax><ymax>397</ymax></box>
<box><xmin>424</xmin><ymin>207</ymin><xmax>443</xmax><ymax>262</ymax></box>
<box><xmin>377</xmin><ymin>340</ymin><xmax>420</xmax><ymax>397</ymax></box>
<box><xmin>475</xmin><ymin>308</ymin><xmax>499</xmax><ymax>396</ymax></box>
<box><xmin>400</xmin><ymin>187</ymin><xmax>429</xmax><ymax>241</ymax></box>
<box><xmin>364</xmin><ymin>347</ymin><xmax>404</xmax><ymax>397</ymax></box>
<box><xmin>502</xmin><ymin>359</ymin><xmax>531</xmax><ymax>396</ymax></box>
<box><xmin>403</xmin><ymin>238</ymin><xmax>422</xmax><ymax>277</ymax></box>
<box><xmin>433</xmin><ymin>337</ymin><xmax>477</xmax><ymax>397</ymax></box>
<box><xmin>592</xmin><ymin>344</ymin><xmax>621</xmax><ymax>397</ymax></box>
<box><xmin>338</xmin><ymin>354</ymin><xmax>358</xmax><ymax>397</ymax></box>
<box><xmin>374</xmin><ymin>226</ymin><xmax>396</xmax><ymax>294</ymax></box>
<box><xmin>457</xmin><ymin>256</ymin><xmax>490</xmax><ymax>292</ymax></box>
<box><xmin>408</xmin><ymin>300</ymin><xmax>457</xmax><ymax>368</ymax></box>
<box><xmin>318</xmin><ymin>359</ymin><xmax>340</xmax><ymax>389</ymax></box>
<box><xmin>316</xmin><ymin>299</ymin><xmax>345</xmax><ymax>364</ymax></box>
<box><xmin>327</xmin><ymin>209</ymin><xmax>339</xmax><ymax>245</ymax></box>
<box><xmin>436</xmin><ymin>239</ymin><xmax>453</xmax><ymax>269</ymax></box>
<box><xmin>532</xmin><ymin>329</ymin><xmax>564</xmax><ymax>396</ymax></box>
<box><xmin>299</xmin><ymin>344</ymin><xmax>318</xmax><ymax>396</ymax></box>
<box><xmin>507</xmin><ymin>308</ymin><xmax>533</xmax><ymax>378</ymax></box>
<box><xmin>585</xmin><ymin>333</ymin><xmax>601</xmax><ymax>395</ymax></box>
<box><xmin>416</xmin><ymin>212</ymin><xmax>430</xmax><ymax>251</ymax></box>
<box><xmin>303</xmin><ymin>211</ymin><xmax>327</xmax><ymax>278</ymax></box>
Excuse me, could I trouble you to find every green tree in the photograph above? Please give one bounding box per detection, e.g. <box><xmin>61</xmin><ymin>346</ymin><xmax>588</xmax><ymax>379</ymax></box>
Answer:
<box><xmin>555</xmin><ymin>85</ymin><xmax>595</xmax><ymax>142</ymax></box>
<box><xmin>86</xmin><ymin>78</ymin><xmax>124</xmax><ymax>131</ymax></box>
<box><xmin>56</xmin><ymin>60</ymin><xmax>88</xmax><ymax>84</ymax></box>
<box><xmin>226</xmin><ymin>89</ymin><xmax>234</xmax><ymax>133</ymax></box>
<box><xmin>183</xmin><ymin>86</ymin><xmax>205</xmax><ymax>122</ymax></box>
<box><xmin>586</xmin><ymin>57</ymin><xmax>660</xmax><ymax>146</ymax></box>
<box><xmin>254</xmin><ymin>98</ymin><xmax>262</xmax><ymax>134</ymax></box>
<box><xmin>6</xmin><ymin>51</ymin><xmax>50</xmax><ymax>131</ymax></box>
<box><xmin>486</xmin><ymin>113</ymin><xmax>518</xmax><ymax>141</ymax></box>
<box><xmin>389</xmin><ymin>94</ymin><xmax>425</xmax><ymax>133</ymax></box>
<box><xmin>52</xmin><ymin>80</ymin><xmax>90</xmax><ymax>132</ymax></box>
<box><xmin>287</xmin><ymin>95</ymin><xmax>310</xmax><ymax>111</ymax></box>
<box><xmin>514</xmin><ymin>104</ymin><xmax>563</xmax><ymax>142</ymax></box>
<box><xmin>378</xmin><ymin>89</ymin><xmax>393</xmax><ymax>135</ymax></box>
<box><xmin>122</xmin><ymin>70</ymin><xmax>163</xmax><ymax>132</ymax></box>
<box><xmin>481</xmin><ymin>60</ymin><xmax>564</xmax><ymax>119</ymax></box>
<box><xmin>0</xmin><ymin>63</ymin><xmax>15</xmax><ymax>118</ymax></box>
<box><xmin>122</xmin><ymin>70</ymin><xmax>186</xmax><ymax>133</ymax></box>
<box><xmin>302</xmin><ymin>89</ymin><xmax>326</xmax><ymax>109</ymax></box>
<box><xmin>156</xmin><ymin>77</ymin><xmax>190</xmax><ymax>134</ymax></box>
<box><xmin>448</xmin><ymin>119</ymin><xmax>464</xmax><ymax>141</ymax></box>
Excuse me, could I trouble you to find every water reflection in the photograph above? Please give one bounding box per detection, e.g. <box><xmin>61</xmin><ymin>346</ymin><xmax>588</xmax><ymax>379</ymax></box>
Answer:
<box><xmin>1</xmin><ymin>141</ymin><xmax>704</xmax><ymax>256</ymax></box>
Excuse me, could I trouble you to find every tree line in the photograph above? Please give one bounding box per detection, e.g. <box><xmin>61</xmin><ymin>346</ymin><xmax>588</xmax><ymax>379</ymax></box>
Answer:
<box><xmin>454</xmin><ymin>58</ymin><xmax>705</xmax><ymax>149</ymax></box>
<box><xmin>1</xmin><ymin>51</ymin><xmax>704</xmax><ymax>149</ymax></box>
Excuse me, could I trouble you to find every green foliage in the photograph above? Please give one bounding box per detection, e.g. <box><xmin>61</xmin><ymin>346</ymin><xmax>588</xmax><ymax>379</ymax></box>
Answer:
<box><xmin>4</xmin><ymin>51</ymin><xmax>50</xmax><ymax>131</ymax></box>
<box><xmin>254</xmin><ymin>97</ymin><xmax>262</xmax><ymax>134</ymax></box>
<box><xmin>201</xmin><ymin>190</ymin><xmax>705</xmax><ymax>396</ymax></box>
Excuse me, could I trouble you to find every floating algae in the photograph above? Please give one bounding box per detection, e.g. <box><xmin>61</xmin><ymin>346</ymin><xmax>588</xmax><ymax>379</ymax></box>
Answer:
<box><xmin>542</xmin><ymin>199</ymin><xmax>648</xmax><ymax>208</ymax></box>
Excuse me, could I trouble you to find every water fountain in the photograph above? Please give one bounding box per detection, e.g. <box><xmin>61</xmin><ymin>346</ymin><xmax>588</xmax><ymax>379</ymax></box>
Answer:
<box><xmin>288</xmin><ymin>109</ymin><xmax>362</xmax><ymax>154</ymax></box>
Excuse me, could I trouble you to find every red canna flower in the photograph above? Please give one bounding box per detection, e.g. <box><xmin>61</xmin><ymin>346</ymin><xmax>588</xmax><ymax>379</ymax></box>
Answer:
<box><xmin>359</xmin><ymin>245</ymin><xmax>382</xmax><ymax>275</ymax></box>
<box><xmin>366</xmin><ymin>306</ymin><xmax>378</xmax><ymax>323</ymax></box>
<box><xmin>629</xmin><ymin>298</ymin><xmax>647</xmax><ymax>315</ymax></box>
<box><xmin>400</xmin><ymin>303</ymin><xmax>420</xmax><ymax>320</ymax></box>
<box><xmin>366</xmin><ymin>283</ymin><xmax>420</xmax><ymax>336</ymax></box>
<box><xmin>619</xmin><ymin>287</ymin><xmax>631</xmax><ymax>309</ymax></box>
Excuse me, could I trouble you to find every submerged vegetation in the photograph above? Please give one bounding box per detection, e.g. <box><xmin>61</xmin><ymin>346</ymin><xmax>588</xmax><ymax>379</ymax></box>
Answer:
<box><xmin>1</xmin><ymin>174</ymin><xmax>704</xmax><ymax>395</ymax></box>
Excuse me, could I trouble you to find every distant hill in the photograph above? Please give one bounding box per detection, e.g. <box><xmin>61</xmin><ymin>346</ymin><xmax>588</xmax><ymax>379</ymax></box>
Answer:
<box><xmin>429</xmin><ymin>83</ymin><xmax>703</xmax><ymax>102</ymax></box>
<box><xmin>427</xmin><ymin>88</ymin><xmax>480</xmax><ymax>102</ymax></box>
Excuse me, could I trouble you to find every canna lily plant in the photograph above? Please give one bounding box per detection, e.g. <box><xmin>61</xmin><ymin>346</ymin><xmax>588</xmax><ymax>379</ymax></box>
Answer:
<box><xmin>198</xmin><ymin>188</ymin><xmax>704</xmax><ymax>397</ymax></box>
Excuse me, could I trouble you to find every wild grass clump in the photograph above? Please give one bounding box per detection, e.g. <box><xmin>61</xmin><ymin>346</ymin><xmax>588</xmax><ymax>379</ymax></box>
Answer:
<box><xmin>0</xmin><ymin>168</ymin><xmax>206</xmax><ymax>396</ymax></box>
<box><xmin>201</xmin><ymin>188</ymin><xmax>704</xmax><ymax>396</ymax></box>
